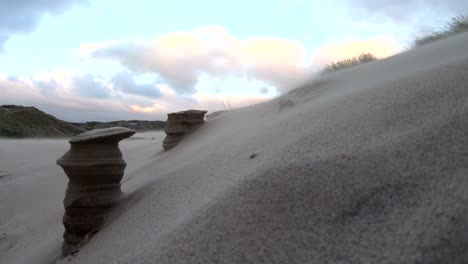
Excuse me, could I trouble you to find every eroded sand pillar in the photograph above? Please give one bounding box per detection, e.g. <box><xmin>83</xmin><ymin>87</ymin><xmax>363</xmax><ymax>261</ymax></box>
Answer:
<box><xmin>162</xmin><ymin>109</ymin><xmax>207</xmax><ymax>150</ymax></box>
<box><xmin>56</xmin><ymin>127</ymin><xmax>135</xmax><ymax>256</ymax></box>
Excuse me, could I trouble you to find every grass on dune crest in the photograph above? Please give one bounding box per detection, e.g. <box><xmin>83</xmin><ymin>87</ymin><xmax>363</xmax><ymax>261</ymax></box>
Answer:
<box><xmin>411</xmin><ymin>15</ymin><xmax>468</xmax><ymax>48</ymax></box>
<box><xmin>322</xmin><ymin>53</ymin><xmax>379</xmax><ymax>73</ymax></box>
<box><xmin>321</xmin><ymin>15</ymin><xmax>468</xmax><ymax>74</ymax></box>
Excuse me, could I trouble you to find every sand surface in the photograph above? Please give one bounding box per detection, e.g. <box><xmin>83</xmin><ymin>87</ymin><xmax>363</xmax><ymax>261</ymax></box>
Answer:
<box><xmin>0</xmin><ymin>132</ymin><xmax>165</xmax><ymax>264</ymax></box>
<box><xmin>1</xmin><ymin>32</ymin><xmax>468</xmax><ymax>263</ymax></box>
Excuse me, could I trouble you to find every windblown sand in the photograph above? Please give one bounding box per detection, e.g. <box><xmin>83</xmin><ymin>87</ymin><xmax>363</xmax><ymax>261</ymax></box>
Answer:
<box><xmin>0</xmin><ymin>132</ymin><xmax>165</xmax><ymax>263</ymax></box>
<box><xmin>2</xmin><ymin>32</ymin><xmax>468</xmax><ymax>263</ymax></box>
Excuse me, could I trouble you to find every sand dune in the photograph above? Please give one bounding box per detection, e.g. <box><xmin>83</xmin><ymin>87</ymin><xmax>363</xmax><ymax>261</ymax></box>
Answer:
<box><xmin>2</xmin><ymin>32</ymin><xmax>468</xmax><ymax>263</ymax></box>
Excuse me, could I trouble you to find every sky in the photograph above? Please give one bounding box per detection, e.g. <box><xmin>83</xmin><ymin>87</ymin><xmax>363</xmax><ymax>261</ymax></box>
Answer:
<box><xmin>0</xmin><ymin>0</ymin><xmax>467</xmax><ymax>121</ymax></box>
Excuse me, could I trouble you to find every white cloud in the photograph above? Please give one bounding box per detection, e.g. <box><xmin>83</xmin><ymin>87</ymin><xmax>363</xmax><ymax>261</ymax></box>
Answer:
<box><xmin>311</xmin><ymin>36</ymin><xmax>402</xmax><ymax>66</ymax></box>
<box><xmin>73</xmin><ymin>74</ymin><xmax>111</xmax><ymax>99</ymax></box>
<box><xmin>1</xmin><ymin>26</ymin><xmax>409</xmax><ymax>121</ymax></box>
<box><xmin>130</xmin><ymin>104</ymin><xmax>168</xmax><ymax>113</ymax></box>
<box><xmin>83</xmin><ymin>26</ymin><xmax>310</xmax><ymax>94</ymax></box>
<box><xmin>0</xmin><ymin>72</ymin><xmax>156</xmax><ymax>121</ymax></box>
<box><xmin>0</xmin><ymin>71</ymin><xmax>271</xmax><ymax>121</ymax></box>
<box><xmin>337</xmin><ymin>0</ymin><xmax>468</xmax><ymax>23</ymax></box>
<box><xmin>111</xmin><ymin>71</ymin><xmax>161</xmax><ymax>98</ymax></box>
<box><xmin>33</xmin><ymin>70</ymin><xmax>75</xmax><ymax>89</ymax></box>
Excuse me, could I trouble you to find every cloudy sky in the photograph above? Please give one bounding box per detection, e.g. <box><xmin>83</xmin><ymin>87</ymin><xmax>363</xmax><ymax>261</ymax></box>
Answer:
<box><xmin>0</xmin><ymin>0</ymin><xmax>466</xmax><ymax>121</ymax></box>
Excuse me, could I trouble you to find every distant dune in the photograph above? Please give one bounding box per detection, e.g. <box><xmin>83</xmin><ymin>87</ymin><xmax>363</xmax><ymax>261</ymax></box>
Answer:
<box><xmin>72</xmin><ymin>120</ymin><xmax>166</xmax><ymax>132</ymax></box>
<box><xmin>0</xmin><ymin>105</ymin><xmax>166</xmax><ymax>138</ymax></box>
<box><xmin>0</xmin><ymin>105</ymin><xmax>85</xmax><ymax>138</ymax></box>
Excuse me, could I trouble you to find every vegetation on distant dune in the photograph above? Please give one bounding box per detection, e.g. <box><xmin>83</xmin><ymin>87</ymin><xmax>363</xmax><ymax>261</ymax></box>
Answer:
<box><xmin>0</xmin><ymin>104</ymin><xmax>167</xmax><ymax>138</ymax></box>
<box><xmin>411</xmin><ymin>15</ymin><xmax>468</xmax><ymax>48</ymax></box>
<box><xmin>322</xmin><ymin>53</ymin><xmax>379</xmax><ymax>73</ymax></box>
<box><xmin>72</xmin><ymin>120</ymin><xmax>166</xmax><ymax>131</ymax></box>
<box><xmin>0</xmin><ymin>105</ymin><xmax>84</xmax><ymax>138</ymax></box>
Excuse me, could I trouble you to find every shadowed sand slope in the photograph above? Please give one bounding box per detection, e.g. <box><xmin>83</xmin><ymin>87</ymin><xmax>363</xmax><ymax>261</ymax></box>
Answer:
<box><xmin>68</xmin><ymin>32</ymin><xmax>468</xmax><ymax>263</ymax></box>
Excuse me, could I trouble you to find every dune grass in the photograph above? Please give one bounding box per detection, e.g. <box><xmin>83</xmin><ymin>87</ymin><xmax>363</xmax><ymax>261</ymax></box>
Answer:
<box><xmin>0</xmin><ymin>105</ymin><xmax>84</xmax><ymax>137</ymax></box>
<box><xmin>322</xmin><ymin>53</ymin><xmax>379</xmax><ymax>73</ymax></box>
<box><xmin>321</xmin><ymin>15</ymin><xmax>468</xmax><ymax>74</ymax></box>
<box><xmin>411</xmin><ymin>15</ymin><xmax>468</xmax><ymax>48</ymax></box>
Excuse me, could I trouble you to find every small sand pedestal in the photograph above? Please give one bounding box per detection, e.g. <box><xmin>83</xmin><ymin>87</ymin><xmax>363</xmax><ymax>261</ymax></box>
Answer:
<box><xmin>162</xmin><ymin>109</ymin><xmax>207</xmax><ymax>150</ymax></box>
<box><xmin>56</xmin><ymin>127</ymin><xmax>135</xmax><ymax>256</ymax></box>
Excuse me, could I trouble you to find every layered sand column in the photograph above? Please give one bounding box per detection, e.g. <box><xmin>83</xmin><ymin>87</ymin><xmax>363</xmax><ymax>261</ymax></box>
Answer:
<box><xmin>162</xmin><ymin>110</ymin><xmax>207</xmax><ymax>150</ymax></box>
<box><xmin>56</xmin><ymin>127</ymin><xmax>135</xmax><ymax>256</ymax></box>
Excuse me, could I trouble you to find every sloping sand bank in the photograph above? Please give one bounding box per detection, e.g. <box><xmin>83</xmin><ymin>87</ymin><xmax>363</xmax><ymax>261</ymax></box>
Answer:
<box><xmin>2</xmin><ymin>32</ymin><xmax>468</xmax><ymax>263</ymax></box>
<box><xmin>73</xmin><ymin>32</ymin><xmax>468</xmax><ymax>264</ymax></box>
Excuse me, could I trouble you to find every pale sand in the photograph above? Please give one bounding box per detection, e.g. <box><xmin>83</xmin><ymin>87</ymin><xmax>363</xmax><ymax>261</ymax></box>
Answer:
<box><xmin>0</xmin><ymin>132</ymin><xmax>165</xmax><ymax>263</ymax></box>
<box><xmin>1</xmin><ymin>32</ymin><xmax>468</xmax><ymax>263</ymax></box>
